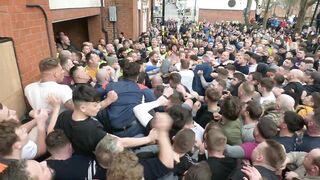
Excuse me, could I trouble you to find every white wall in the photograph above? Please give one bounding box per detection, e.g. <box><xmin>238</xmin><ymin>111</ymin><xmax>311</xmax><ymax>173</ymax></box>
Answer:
<box><xmin>198</xmin><ymin>0</ymin><xmax>256</xmax><ymax>11</ymax></box>
<box><xmin>49</xmin><ymin>0</ymin><xmax>102</xmax><ymax>10</ymax></box>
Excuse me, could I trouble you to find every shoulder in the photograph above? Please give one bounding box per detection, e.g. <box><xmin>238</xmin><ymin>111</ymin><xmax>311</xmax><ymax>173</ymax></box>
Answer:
<box><xmin>138</xmin><ymin>83</ymin><xmax>148</xmax><ymax>90</ymax></box>
<box><xmin>25</xmin><ymin>82</ymin><xmax>39</xmax><ymax>89</ymax></box>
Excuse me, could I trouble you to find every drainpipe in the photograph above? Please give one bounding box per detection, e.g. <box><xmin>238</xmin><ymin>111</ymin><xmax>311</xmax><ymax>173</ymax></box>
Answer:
<box><xmin>100</xmin><ymin>0</ymin><xmax>109</xmax><ymax>42</ymax></box>
<box><xmin>26</xmin><ymin>4</ymin><xmax>53</xmax><ymax>57</ymax></box>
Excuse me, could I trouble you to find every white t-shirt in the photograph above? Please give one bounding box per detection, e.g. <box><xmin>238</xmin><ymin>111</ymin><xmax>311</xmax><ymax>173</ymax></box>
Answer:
<box><xmin>21</xmin><ymin>140</ymin><xmax>37</xmax><ymax>159</ymax></box>
<box><xmin>24</xmin><ymin>81</ymin><xmax>72</xmax><ymax>112</ymax></box>
<box><xmin>179</xmin><ymin>70</ymin><xmax>194</xmax><ymax>92</ymax></box>
<box><xmin>249</xmin><ymin>64</ymin><xmax>258</xmax><ymax>73</ymax></box>
<box><xmin>260</xmin><ymin>92</ymin><xmax>276</xmax><ymax>105</ymax></box>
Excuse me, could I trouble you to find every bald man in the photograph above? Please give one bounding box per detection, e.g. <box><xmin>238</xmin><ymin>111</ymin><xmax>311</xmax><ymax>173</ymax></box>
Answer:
<box><xmin>95</xmin><ymin>68</ymin><xmax>111</xmax><ymax>100</ymax></box>
<box><xmin>263</xmin><ymin>94</ymin><xmax>295</xmax><ymax>126</ymax></box>
<box><xmin>284</xmin><ymin>69</ymin><xmax>305</xmax><ymax>105</ymax></box>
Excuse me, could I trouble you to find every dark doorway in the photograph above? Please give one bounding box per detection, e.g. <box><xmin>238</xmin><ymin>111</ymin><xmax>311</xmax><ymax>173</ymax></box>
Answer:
<box><xmin>53</xmin><ymin>17</ymin><xmax>89</xmax><ymax>50</ymax></box>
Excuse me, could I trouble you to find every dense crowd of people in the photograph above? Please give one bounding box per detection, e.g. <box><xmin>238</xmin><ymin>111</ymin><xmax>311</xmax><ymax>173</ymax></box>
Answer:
<box><xmin>1</xmin><ymin>19</ymin><xmax>320</xmax><ymax>180</ymax></box>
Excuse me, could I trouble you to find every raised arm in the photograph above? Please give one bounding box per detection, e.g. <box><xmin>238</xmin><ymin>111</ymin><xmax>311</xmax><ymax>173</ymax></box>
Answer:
<box><xmin>100</xmin><ymin>90</ymin><xmax>118</xmax><ymax>109</ymax></box>
<box><xmin>34</xmin><ymin>109</ymin><xmax>49</xmax><ymax>158</ymax></box>
<box><xmin>46</xmin><ymin>94</ymin><xmax>61</xmax><ymax>134</ymax></box>
<box><xmin>119</xmin><ymin>128</ymin><xmax>157</xmax><ymax>148</ymax></box>
<box><xmin>133</xmin><ymin>87</ymin><xmax>173</xmax><ymax>127</ymax></box>
<box><xmin>153</xmin><ymin>113</ymin><xmax>174</xmax><ymax>168</ymax></box>
<box><xmin>224</xmin><ymin>144</ymin><xmax>245</xmax><ymax>159</ymax></box>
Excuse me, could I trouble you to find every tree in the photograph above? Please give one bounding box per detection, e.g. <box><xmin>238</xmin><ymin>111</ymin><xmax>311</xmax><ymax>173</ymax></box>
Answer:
<box><xmin>262</xmin><ymin>0</ymin><xmax>271</xmax><ymax>29</ymax></box>
<box><xmin>244</xmin><ymin>0</ymin><xmax>253</xmax><ymax>25</ymax></box>
<box><xmin>295</xmin><ymin>0</ymin><xmax>317</xmax><ymax>33</ymax></box>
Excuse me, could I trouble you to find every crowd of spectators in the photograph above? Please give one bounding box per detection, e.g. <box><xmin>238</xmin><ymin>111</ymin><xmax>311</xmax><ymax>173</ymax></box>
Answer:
<box><xmin>1</xmin><ymin>19</ymin><xmax>320</xmax><ymax>180</ymax></box>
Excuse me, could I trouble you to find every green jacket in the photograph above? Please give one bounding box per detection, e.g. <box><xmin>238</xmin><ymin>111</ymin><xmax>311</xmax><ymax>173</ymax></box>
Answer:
<box><xmin>220</xmin><ymin>118</ymin><xmax>242</xmax><ymax>145</ymax></box>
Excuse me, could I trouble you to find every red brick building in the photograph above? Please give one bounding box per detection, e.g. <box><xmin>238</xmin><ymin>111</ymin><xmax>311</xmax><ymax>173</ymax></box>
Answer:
<box><xmin>0</xmin><ymin>0</ymin><xmax>151</xmax><ymax>115</ymax></box>
<box><xmin>199</xmin><ymin>9</ymin><xmax>255</xmax><ymax>23</ymax></box>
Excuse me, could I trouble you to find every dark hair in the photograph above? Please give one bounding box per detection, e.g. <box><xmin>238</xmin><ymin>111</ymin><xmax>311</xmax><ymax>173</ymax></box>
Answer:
<box><xmin>117</xmin><ymin>47</ymin><xmax>127</xmax><ymax>58</ymax></box>
<box><xmin>39</xmin><ymin>57</ymin><xmax>60</xmax><ymax>72</ymax></box>
<box><xmin>233</xmin><ymin>72</ymin><xmax>246</xmax><ymax>83</ymax></box>
<box><xmin>246</xmin><ymin>100</ymin><xmax>263</xmax><ymax>120</ymax></box>
<box><xmin>311</xmin><ymin>72</ymin><xmax>320</xmax><ymax>84</ymax></box>
<box><xmin>0</xmin><ymin>120</ymin><xmax>20</xmax><ymax>156</ymax></box>
<box><xmin>283</xmin><ymin>111</ymin><xmax>304</xmax><ymax>133</ymax></box>
<box><xmin>0</xmin><ymin>160</ymin><xmax>29</xmax><ymax>180</ymax></box>
<box><xmin>72</xmin><ymin>84</ymin><xmax>100</xmax><ymax>105</ymax></box>
<box><xmin>184</xmin><ymin>161</ymin><xmax>212</xmax><ymax>180</ymax></box>
<box><xmin>256</xmin><ymin>63</ymin><xmax>269</xmax><ymax>77</ymax></box>
<box><xmin>99</xmin><ymin>62</ymin><xmax>108</xmax><ymax>69</ymax></box>
<box><xmin>225</xmin><ymin>64</ymin><xmax>236</xmax><ymax>71</ymax></box>
<box><xmin>167</xmin><ymin>105</ymin><xmax>193</xmax><ymax>132</ymax></box>
<box><xmin>169</xmin><ymin>73</ymin><xmax>182</xmax><ymax>84</ymax></box>
<box><xmin>220</xmin><ymin>96</ymin><xmax>241</xmax><ymax>121</ymax></box>
<box><xmin>250</xmin><ymin>53</ymin><xmax>262</xmax><ymax>62</ymax></box>
<box><xmin>274</xmin><ymin>74</ymin><xmax>285</xmax><ymax>86</ymax></box>
<box><xmin>181</xmin><ymin>59</ymin><xmax>190</xmax><ymax>69</ymax></box>
<box><xmin>260</xmin><ymin>77</ymin><xmax>274</xmax><ymax>92</ymax></box>
<box><xmin>85</xmin><ymin>52</ymin><xmax>97</xmax><ymax>63</ymax></box>
<box><xmin>148</xmin><ymin>51</ymin><xmax>157</xmax><ymax>58</ymax></box>
<box><xmin>69</xmin><ymin>65</ymin><xmax>80</xmax><ymax>78</ymax></box>
<box><xmin>251</xmin><ymin>72</ymin><xmax>263</xmax><ymax>82</ymax></box>
<box><xmin>123</xmin><ymin>61</ymin><xmax>141</xmax><ymax>80</ymax></box>
<box><xmin>312</xmin><ymin>92</ymin><xmax>320</xmax><ymax>109</ymax></box>
<box><xmin>46</xmin><ymin>129</ymin><xmax>70</xmax><ymax>153</ymax></box>
<box><xmin>190</xmin><ymin>55</ymin><xmax>198</xmax><ymax>61</ymax></box>
<box><xmin>257</xmin><ymin>117</ymin><xmax>278</xmax><ymax>139</ymax></box>
<box><xmin>137</xmin><ymin>72</ymin><xmax>146</xmax><ymax>84</ymax></box>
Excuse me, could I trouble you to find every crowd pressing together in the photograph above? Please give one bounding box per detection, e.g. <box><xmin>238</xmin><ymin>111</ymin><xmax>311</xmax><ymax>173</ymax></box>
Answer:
<box><xmin>1</xmin><ymin>20</ymin><xmax>320</xmax><ymax>180</ymax></box>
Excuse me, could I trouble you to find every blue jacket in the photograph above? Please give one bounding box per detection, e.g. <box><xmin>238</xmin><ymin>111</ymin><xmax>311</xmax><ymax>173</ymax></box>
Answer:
<box><xmin>105</xmin><ymin>80</ymin><xmax>156</xmax><ymax>128</ymax></box>
<box><xmin>192</xmin><ymin>63</ymin><xmax>213</xmax><ymax>96</ymax></box>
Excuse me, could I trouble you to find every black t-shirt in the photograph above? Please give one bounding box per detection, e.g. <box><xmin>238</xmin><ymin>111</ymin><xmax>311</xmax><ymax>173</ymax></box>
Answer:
<box><xmin>234</xmin><ymin>62</ymin><xmax>249</xmax><ymax>75</ymax></box>
<box><xmin>194</xmin><ymin>104</ymin><xmax>214</xmax><ymax>128</ymax></box>
<box><xmin>206</xmin><ymin>156</ymin><xmax>237</xmax><ymax>180</ymax></box>
<box><xmin>273</xmin><ymin>135</ymin><xmax>296</xmax><ymax>153</ymax></box>
<box><xmin>55</xmin><ymin>111</ymin><xmax>106</xmax><ymax>157</ymax></box>
<box><xmin>283</xmin><ymin>82</ymin><xmax>304</xmax><ymax>105</ymax></box>
<box><xmin>173</xmin><ymin>153</ymin><xmax>197</xmax><ymax>177</ymax></box>
<box><xmin>47</xmin><ymin>155</ymin><xmax>106</xmax><ymax>180</ymax></box>
<box><xmin>140</xmin><ymin>157</ymin><xmax>172</xmax><ymax>180</ymax></box>
<box><xmin>229</xmin><ymin>165</ymin><xmax>278</xmax><ymax>180</ymax></box>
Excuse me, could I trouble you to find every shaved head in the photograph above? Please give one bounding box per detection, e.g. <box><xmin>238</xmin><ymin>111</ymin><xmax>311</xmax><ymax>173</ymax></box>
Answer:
<box><xmin>276</xmin><ymin>94</ymin><xmax>295</xmax><ymax>112</ymax></box>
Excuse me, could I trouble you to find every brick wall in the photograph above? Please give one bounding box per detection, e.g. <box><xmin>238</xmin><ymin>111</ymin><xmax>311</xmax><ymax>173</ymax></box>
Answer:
<box><xmin>105</xmin><ymin>0</ymin><xmax>151</xmax><ymax>43</ymax></box>
<box><xmin>0</xmin><ymin>0</ymin><xmax>150</xmax><ymax>90</ymax></box>
<box><xmin>199</xmin><ymin>9</ymin><xmax>255</xmax><ymax>23</ymax></box>
<box><xmin>0</xmin><ymin>0</ymin><xmax>53</xmax><ymax>87</ymax></box>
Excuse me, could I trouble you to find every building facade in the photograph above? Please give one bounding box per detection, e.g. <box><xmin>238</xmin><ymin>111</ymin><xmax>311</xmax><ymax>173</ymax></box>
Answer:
<box><xmin>0</xmin><ymin>0</ymin><xmax>151</xmax><ymax>116</ymax></box>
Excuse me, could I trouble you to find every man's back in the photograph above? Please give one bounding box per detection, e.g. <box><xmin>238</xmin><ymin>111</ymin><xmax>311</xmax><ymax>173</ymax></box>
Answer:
<box><xmin>206</xmin><ymin>156</ymin><xmax>237</xmax><ymax>180</ymax></box>
<box><xmin>192</xmin><ymin>63</ymin><xmax>213</xmax><ymax>96</ymax></box>
<box><xmin>179</xmin><ymin>70</ymin><xmax>194</xmax><ymax>92</ymax></box>
<box><xmin>47</xmin><ymin>154</ymin><xmax>106</xmax><ymax>180</ymax></box>
<box><xmin>105</xmin><ymin>79</ymin><xmax>155</xmax><ymax>136</ymax></box>
<box><xmin>296</xmin><ymin>134</ymin><xmax>320</xmax><ymax>152</ymax></box>
<box><xmin>55</xmin><ymin>111</ymin><xmax>106</xmax><ymax>157</ymax></box>
<box><xmin>24</xmin><ymin>81</ymin><xmax>72</xmax><ymax>112</ymax></box>
<box><xmin>229</xmin><ymin>165</ymin><xmax>278</xmax><ymax>180</ymax></box>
